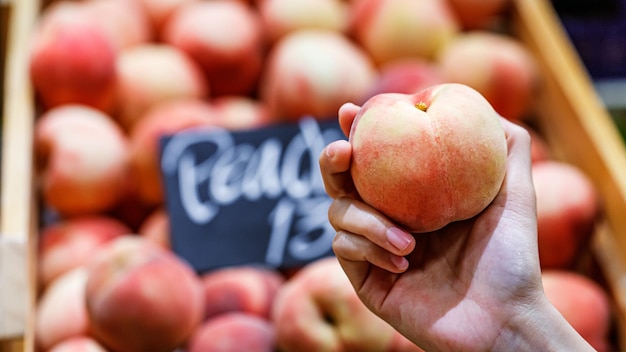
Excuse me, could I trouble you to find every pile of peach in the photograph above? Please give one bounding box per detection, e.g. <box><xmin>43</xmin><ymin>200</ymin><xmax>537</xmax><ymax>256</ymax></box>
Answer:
<box><xmin>29</xmin><ymin>0</ymin><xmax>614</xmax><ymax>351</ymax></box>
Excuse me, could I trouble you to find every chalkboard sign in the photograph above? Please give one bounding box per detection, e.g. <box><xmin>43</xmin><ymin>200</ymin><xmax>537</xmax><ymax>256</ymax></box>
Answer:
<box><xmin>160</xmin><ymin>117</ymin><xmax>345</xmax><ymax>274</ymax></box>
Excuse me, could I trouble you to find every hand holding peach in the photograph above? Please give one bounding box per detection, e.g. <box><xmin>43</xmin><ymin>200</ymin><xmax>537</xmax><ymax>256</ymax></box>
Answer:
<box><xmin>321</xmin><ymin>110</ymin><xmax>596</xmax><ymax>351</ymax></box>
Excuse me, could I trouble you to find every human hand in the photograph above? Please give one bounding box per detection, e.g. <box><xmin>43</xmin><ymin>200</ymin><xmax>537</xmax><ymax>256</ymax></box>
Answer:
<box><xmin>320</xmin><ymin>103</ymin><xmax>596</xmax><ymax>352</ymax></box>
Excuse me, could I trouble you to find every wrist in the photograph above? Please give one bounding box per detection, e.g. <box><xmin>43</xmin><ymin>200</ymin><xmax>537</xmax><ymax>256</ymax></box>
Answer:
<box><xmin>491</xmin><ymin>294</ymin><xmax>596</xmax><ymax>352</ymax></box>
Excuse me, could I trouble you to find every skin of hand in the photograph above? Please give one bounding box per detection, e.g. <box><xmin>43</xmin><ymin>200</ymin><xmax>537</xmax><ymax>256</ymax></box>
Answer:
<box><xmin>319</xmin><ymin>102</ymin><xmax>597</xmax><ymax>352</ymax></box>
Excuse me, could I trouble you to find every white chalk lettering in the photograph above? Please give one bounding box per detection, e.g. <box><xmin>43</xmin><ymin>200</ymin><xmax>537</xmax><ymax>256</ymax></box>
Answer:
<box><xmin>161</xmin><ymin>118</ymin><xmax>343</xmax><ymax>266</ymax></box>
<box><xmin>162</xmin><ymin>118</ymin><xmax>339</xmax><ymax>225</ymax></box>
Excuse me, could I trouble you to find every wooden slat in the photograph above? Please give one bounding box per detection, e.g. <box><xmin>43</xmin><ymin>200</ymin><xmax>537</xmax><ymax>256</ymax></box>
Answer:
<box><xmin>0</xmin><ymin>0</ymin><xmax>40</xmax><ymax>350</ymax></box>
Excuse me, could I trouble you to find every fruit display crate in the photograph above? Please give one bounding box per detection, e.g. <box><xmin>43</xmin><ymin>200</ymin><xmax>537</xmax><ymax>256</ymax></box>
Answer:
<box><xmin>3</xmin><ymin>0</ymin><xmax>626</xmax><ymax>351</ymax></box>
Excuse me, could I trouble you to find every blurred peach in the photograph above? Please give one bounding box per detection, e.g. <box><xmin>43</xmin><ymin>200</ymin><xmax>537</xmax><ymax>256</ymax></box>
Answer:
<box><xmin>260</xmin><ymin>29</ymin><xmax>376</xmax><ymax>121</ymax></box>
<box><xmin>35</xmin><ymin>105</ymin><xmax>130</xmax><ymax>216</ymax></box>
<box><xmin>201</xmin><ymin>266</ymin><xmax>285</xmax><ymax>320</ymax></box>
<box><xmin>162</xmin><ymin>0</ymin><xmax>264</xmax><ymax>96</ymax></box>
<box><xmin>349</xmin><ymin>0</ymin><xmax>459</xmax><ymax>64</ymax></box>
<box><xmin>85</xmin><ymin>236</ymin><xmax>204</xmax><ymax>352</ymax></box>
<box><xmin>115</xmin><ymin>43</ymin><xmax>209</xmax><ymax>132</ymax></box>
<box><xmin>29</xmin><ymin>1</ymin><xmax>117</xmax><ymax>113</ymax></box>
<box><xmin>437</xmin><ymin>31</ymin><xmax>539</xmax><ymax>122</ymax></box>
<box><xmin>258</xmin><ymin>0</ymin><xmax>348</xmax><ymax>43</ymax></box>
<box><xmin>35</xmin><ymin>268</ymin><xmax>90</xmax><ymax>351</ymax></box>
<box><xmin>128</xmin><ymin>98</ymin><xmax>223</xmax><ymax>206</ymax></box>
<box><xmin>38</xmin><ymin>215</ymin><xmax>131</xmax><ymax>288</ymax></box>
<box><xmin>187</xmin><ymin>312</ymin><xmax>277</xmax><ymax>352</ymax></box>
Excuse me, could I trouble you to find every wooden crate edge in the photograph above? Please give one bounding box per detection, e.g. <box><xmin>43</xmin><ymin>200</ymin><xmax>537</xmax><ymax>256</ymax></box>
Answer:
<box><xmin>0</xmin><ymin>0</ymin><xmax>40</xmax><ymax>350</ymax></box>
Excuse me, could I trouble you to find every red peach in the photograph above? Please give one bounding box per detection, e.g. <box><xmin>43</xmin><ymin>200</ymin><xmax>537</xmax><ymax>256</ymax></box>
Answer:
<box><xmin>272</xmin><ymin>257</ymin><xmax>409</xmax><ymax>352</ymax></box>
<box><xmin>349</xmin><ymin>0</ymin><xmax>460</xmax><ymax>64</ymax></box>
<box><xmin>47</xmin><ymin>336</ymin><xmax>108</xmax><ymax>352</ymax></box>
<box><xmin>128</xmin><ymin>98</ymin><xmax>222</xmax><ymax>206</ymax></box>
<box><xmin>446</xmin><ymin>0</ymin><xmax>510</xmax><ymax>29</ymax></box>
<box><xmin>187</xmin><ymin>312</ymin><xmax>277</xmax><ymax>352</ymax></box>
<box><xmin>85</xmin><ymin>236</ymin><xmax>205</xmax><ymax>352</ymax></box>
<box><xmin>200</xmin><ymin>266</ymin><xmax>285</xmax><ymax>320</ymax></box>
<box><xmin>35</xmin><ymin>268</ymin><xmax>90</xmax><ymax>351</ymax></box>
<box><xmin>349</xmin><ymin>84</ymin><xmax>507</xmax><ymax>232</ymax></box>
<box><xmin>436</xmin><ymin>31</ymin><xmax>539</xmax><ymax>122</ymax></box>
<box><xmin>258</xmin><ymin>0</ymin><xmax>349</xmax><ymax>43</ymax></box>
<box><xmin>542</xmin><ymin>270</ymin><xmax>612</xmax><ymax>352</ymax></box>
<box><xmin>365</xmin><ymin>58</ymin><xmax>445</xmax><ymax>99</ymax></box>
<box><xmin>115</xmin><ymin>43</ymin><xmax>209</xmax><ymax>132</ymax></box>
<box><xmin>29</xmin><ymin>1</ymin><xmax>117</xmax><ymax>113</ymax></box>
<box><xmin>260</xmin><ymin>29</ymin><xmax>377</xmax><ymax>122</ymax></box>
<box><xmin>532</xmin><ymin>161</ymin><xmax>600</xmax><ymax>269</ymax></box>
<box><xmin>161</xmin><ymin>0</ymin><xmax>264</xmax><ymax>96</ymax></box>
<box><xmin>38</xmin><ymin>215</ymin><xmax>131</xmax><ymax>289</ymax></box>
<box><xmin>35</xmin><ymin>105</ymin><xmax>130</xmax><ymax>216</ymax></box>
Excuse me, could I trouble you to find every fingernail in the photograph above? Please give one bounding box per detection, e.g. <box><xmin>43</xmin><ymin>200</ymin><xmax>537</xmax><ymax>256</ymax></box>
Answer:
<box><xmin>387</xmin><ymin>227</ymin><xmax>412</xmax><ymax>251</ymax></box>
<box><xmin>391</xmin><ymin>255</ymin><xmax>408</xmax><ymax>270</ymax></box>
<box><xmin>325</xmin><ymin>144</ymin><xmax>336</xmax><ymax>159</ymax></box>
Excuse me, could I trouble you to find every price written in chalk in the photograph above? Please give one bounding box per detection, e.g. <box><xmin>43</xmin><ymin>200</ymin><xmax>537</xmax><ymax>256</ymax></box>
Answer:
<box><xmin>160</xmin><ymin>117</ymin><xmax>344</xmax><ymax>273</ymax></box>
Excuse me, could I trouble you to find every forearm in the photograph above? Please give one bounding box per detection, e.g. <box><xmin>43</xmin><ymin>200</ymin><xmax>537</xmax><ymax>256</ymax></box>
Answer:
<box><xmin>491</xmin><ymin>295</ymin><xmax>596</xmax><ymax>352</ymax></box>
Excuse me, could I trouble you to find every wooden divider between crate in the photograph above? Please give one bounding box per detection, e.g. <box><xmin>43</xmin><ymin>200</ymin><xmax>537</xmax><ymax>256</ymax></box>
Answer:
<box><xmin>0</xmin><ymin>0</ymin><xmax>40</xmax><ymax>350</ymax></box>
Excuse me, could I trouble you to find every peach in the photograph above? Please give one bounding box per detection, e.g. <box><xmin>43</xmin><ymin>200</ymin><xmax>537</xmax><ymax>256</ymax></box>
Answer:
<box><xmin>260</xmin><ymin>29</ymin><xmax>377</xmax><ymax>122</ymax></box>
<box><xmin>187</xmin><ymin>312</ymin><xmax>277</xmax><ymax>352</ymax></box>
<box><xmin>29</xmin><ymin>1</ymin><xmax>117</xmax><ymax>113</ymax></box>
<box><xmin>84</xmin><ymin>0</ymin><xmax>153</xmax><ymax>50</ymax></box>
<box><xmin>38</xmin><ymin>215</ymin><xmax>131</xmax><ymax>288</ymax></box>
<box><xmin>446</xmin><ymin>0</ymin><xmax>510</xmax><ymax>29</ymax></box>
<box><xmin>161</xmin><ymin>0</ymin><xmax>264</xmax><ymax>96</ymax></box>
<box><xmin>35</xmin><ymin>105</ymin><xmax>130</xmax><ymax>216</ymax></box>
<box><xmin>138</xmin><ymin>207</ymin><xmax>171</xmax><ymax>249</ymax></box>
<box><xmin>349</xmin><ymin>83</ymin><xmax>507</xmax><ymax>232</ymax></box>
<box><xmin>128</xmin><ymin>98</ymin><xmax>222</xmax><ymax>206</ymax></box>
<box><xmin>349</xmin><ymin>0</ymin><xmax>459</xmax><ymax>64</ymax></box>
<box><xmin>542</xmin><ymin>270</ymin><xmax>612</xmax><ymax>352</ymax></box>
<box><xmin>47</xmin><ymin>336</ymin><xmax>107</xmax><ymax>352</ymax></box>
<box><xmin>258</xmin><ymin>0</ymin><xmax>349</xmax><ymax>43</ymax></box>
<box><xmin>200</xmin><ymin>266</ymin><xmax>285</xmax><ymax>320</ymax></box>
<box><xmin>115</xmin><ymin>43</ymin><xmax>209</xmax><ymax>132</ymax></box>
<box><xmin>272</xmin><ymin>257</ymin><xmax>416</xmax><ymax>352</ymax></box>
<box><xmin>47</xmin><ymin>336</ymin><xmax>108</xmax><ymax>352</ymax></box>
<box><xmin>85</xmin><ymin>236</ymin><xmax>205</xmax><ymax>352</ymax></box>
<box><xmin>35</xmin><ymin>268</ymin><xmax>90</xmax><ymax>351</ymax></box>
<box><xmin>436</xmin><ymin>31</ymin><xmax>539</xmax><ymax>122</ymax></box>
<box><xmin>532</xmin><ymin>161</ymin><xmax>600</xmax><ymax>269</ymax></box>
<box><xmin>365</xmin><ymin>58</ymin><xmax>445</xmax><ymax>99</ymax></box>
<box><xmin>210</xmin><ymin>95</ymin><xmax>275</xmax><ymax>131</ymax></box>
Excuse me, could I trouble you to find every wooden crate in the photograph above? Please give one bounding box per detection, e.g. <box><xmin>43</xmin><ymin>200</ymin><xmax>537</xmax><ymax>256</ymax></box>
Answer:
<box><xmin>2</xmin><ymin>0</ymin><xmax>626</xmax><ymax>351</ymax></box>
